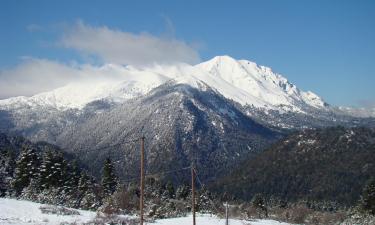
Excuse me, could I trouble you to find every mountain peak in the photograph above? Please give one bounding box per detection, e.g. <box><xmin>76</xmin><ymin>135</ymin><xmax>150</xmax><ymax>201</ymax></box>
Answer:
<box><xmin>0</xmin><ymin>55</ymin><xmax>328</xmax><ymax>113</ymax></box>
<box><xmin>209</xmin><ymin>55</ymin><xmax>239</xmax><ymax>63</ymax></box>
<box><xmin>196</xmin><ymin>56</ymin><xmax>327</xmax><ymax>111</ymax></box>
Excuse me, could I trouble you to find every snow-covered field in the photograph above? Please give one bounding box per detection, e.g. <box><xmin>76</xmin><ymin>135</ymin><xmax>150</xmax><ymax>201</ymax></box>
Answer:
<box><xmin>0</xmin><ymin>198</ymin><xmax>96</xmax><ymax>225</ymax></box>
<box><xmin>0</xmin><ymin>198</ymin><xmax>294</xmax><ymax>225</ymax></box>
<box><xmin>153</xmin><ymin>215</ymin><xmax>294</xmax><ymax>225</ymax></box>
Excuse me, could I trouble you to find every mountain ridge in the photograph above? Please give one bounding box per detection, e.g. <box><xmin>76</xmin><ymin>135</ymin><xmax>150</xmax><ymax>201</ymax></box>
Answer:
<box><xmin>0</xmin><ymin>55</ymin><xmax>338</xmax><ymax>115</ymax></box>
<box><xmin>212</xmin><ymin>126</ymin><xmax>375</xmax><ymax>206</ymax></box>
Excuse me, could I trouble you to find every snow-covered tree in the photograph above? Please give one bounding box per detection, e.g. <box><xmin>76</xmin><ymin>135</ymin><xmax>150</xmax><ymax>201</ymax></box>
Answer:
<box><xmin>12</xmin><ymin>145</ymin><xmax>40</xmax><ymax>195</ymax></box>
<box><xmin>39</xmin><ymin>150</ymin><xmax>68</xmax><ymax>189</ymax></box>
<box><xmin>164</xmin><ymin>181</ymin><xmax>175</xmax><ymax>199</ymax></box>
<box><xmin>77</xmin><ymin>171</ymin><xmax>102</xmax><ymax>210</ymax></box>
<box><xmin>20</xmin><ymin>178</ymin><xmax>40</xmax><ymax>201</ymax></box>
<box><xmin>62</xmin><ymin>160</ymin><xmax>81</xmax><ymax>207</ymax></box>
<box><xmin>101</xmin><ymin>158</ymin><xmax>118</xmax><ymax>196</ymax></box>
<box><xmin>251</xmin><ymin>193</ymin><xmax>268</xmax><ymax>218</ymax></box>
<box><xmin>0</xmin><ymin>149</ymin><xmax>16</xmax><ymax>196</ymax></box>
<box><xmin>176</xmin><ymin>184</ymin><xmax>190</xmax><ymax>200</ymax></box>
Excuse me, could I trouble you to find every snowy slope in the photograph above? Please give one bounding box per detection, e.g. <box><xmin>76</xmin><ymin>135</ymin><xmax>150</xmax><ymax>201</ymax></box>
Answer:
<box><xmin>0</xmin><ymin>55</ymin><xmax>328</xmax><ymax>113</ymax></box>
<box><xmin>0</xmin><ymin>198</ymin><xmax>96</xmax><ymax>225</ymax></box>
<box><xmin>0</xmin><ymin>64</ymin><xmax>171</xmax><ymax>110</ymax></box>
<box><xmin>0</xmin><ymin>198</ymin><xmax>295</xmax><ymax>225</ymax></box>
<box><xmin>196</xmin><ymin>56</ymin><xmax>326</xmax><ymax>111</ymax></box>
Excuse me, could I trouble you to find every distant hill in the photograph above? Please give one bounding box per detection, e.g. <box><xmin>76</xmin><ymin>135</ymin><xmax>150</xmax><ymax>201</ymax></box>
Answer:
<box><xmin>213</xmin><ymin>126</ymin><xmax>375</xmax><ymax>206</ymax></box>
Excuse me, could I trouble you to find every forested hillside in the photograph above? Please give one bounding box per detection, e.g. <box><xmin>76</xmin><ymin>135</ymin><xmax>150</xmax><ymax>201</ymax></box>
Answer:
<box><xmin>214</xmin><ymin>126</ymin><xmax>375</xmax><ymax>207</ymax></box>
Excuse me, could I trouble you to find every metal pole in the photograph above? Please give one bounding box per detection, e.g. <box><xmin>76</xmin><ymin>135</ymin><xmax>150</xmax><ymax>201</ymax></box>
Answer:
<box><xmin>140</xmin><ymin>136</ymin><xmax>145</xmax><ymax>225</ymax></box>
<box><xmin>191</xmin><ymin>165</ymin><xmax>196</xmax><ymax>225</ymax></box>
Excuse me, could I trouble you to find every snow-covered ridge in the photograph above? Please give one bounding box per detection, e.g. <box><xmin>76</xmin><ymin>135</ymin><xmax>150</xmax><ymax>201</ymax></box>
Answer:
<box><xmin>0</xmin><ymin>55</ymin><xmax>327</xmax><ymax>112</ymax></box>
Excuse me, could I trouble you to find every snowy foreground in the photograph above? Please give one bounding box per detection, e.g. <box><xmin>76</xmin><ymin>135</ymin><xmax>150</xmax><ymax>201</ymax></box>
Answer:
<box><xmin>152</xmin><ymin>215</ymin><xmax>294</xmax><ymax>225</ymax></box>
<box><xmin>0</xmin><ymin>198</ymin><xmax>95</xmax><ymax>225</ymax></box>
<box><xmin>0</xmin><ymin>198</ymin><xmax>294</xmax><ymax>225</ymax></box>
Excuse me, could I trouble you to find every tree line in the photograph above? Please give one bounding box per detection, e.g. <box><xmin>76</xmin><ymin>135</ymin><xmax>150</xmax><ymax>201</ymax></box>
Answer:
<box><xmin>0</xmin><ymin>143</ymin><xmax>118</xmax><ymax>210</ymax></box>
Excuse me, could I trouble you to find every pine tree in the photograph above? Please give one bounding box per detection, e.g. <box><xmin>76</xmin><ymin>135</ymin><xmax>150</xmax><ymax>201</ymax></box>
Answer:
<box><xmin>251</xmin><ymin>193</ymin><xmax>268</xmax><ymax>218</ymax></box>
<box><xmin>20</xmin><ymin>178</ymin><xmax>40</xmax><ymax>201</ymax></box>
<box><xmin>101</xmin><ymin>158</ymin><xmax>118</xmax><ymax>196</ymax></box>
<box><xmin>176</xmin><ymin>184</ymin><xmax>190</xmax><ymax>200</ymax></box>
<box><xmin>0</xmin><ymin>149</ymin><xmax>16</xmax><ymax>196</ymax></box>
<box><xmin>165</xmin><ymin>181</ymin><xmax>175</xmax><ymax>199</ymax></box>
<box><xmin>63</xmin><ymin>160</ymin><xmax>81</xmax><ymax>206</ymax></box>
<box><xmin>12</xmin><ymin>145</ymin><xmax>40</xmax><ymax>195</ymax></box>
<box><xmin>78</xmin><ymin>171</ymin><xmax>101</xmax><ymax>210</ymax></box>
<box><xmin>360</xmin><ymin>178</ymin><xmax>375</xmax><ymax>215</ymax></box>
<box><xmin>39</xmin><ymin>150</ymin><xmax>68</xmax><ymax>189</ymax></box>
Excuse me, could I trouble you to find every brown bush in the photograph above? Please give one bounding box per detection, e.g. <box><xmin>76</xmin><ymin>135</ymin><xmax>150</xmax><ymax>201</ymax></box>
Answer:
<box><xmin>282</xmin><ymin>204</ymin><xmax>313</xmax><ymax>224</ymax></box>
<box><xmin>307</xmin><ymin>211</ymin><xmax>346</xmax><ymax>225</ymax></box>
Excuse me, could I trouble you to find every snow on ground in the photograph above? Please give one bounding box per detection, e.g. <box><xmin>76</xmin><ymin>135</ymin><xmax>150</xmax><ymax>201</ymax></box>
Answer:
<box><xmin>153</xmin><ymin>214</ymin><xmax>293</xmax><ymax>225</ymax></box>
<box><xmin>0</xmin><ymin>198</ymin><xmax>294</xmax><ymax>225</ymax></box>
<box><xmin>0</xmin><ymin>198</ymin><xmax>96</xmax><ymax>225</ymax></box>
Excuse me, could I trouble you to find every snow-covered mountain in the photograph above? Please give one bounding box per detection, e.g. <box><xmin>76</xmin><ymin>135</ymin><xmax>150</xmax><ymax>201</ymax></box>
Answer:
<box><xmin>0</xmin><ymin>55</ymin><xmax>374</xmax><ymax>181</ymax></box>
<box><xmin>0</xmin><ymin>55</ymin><xmax>328</xmax><ymax>113</ymax></box>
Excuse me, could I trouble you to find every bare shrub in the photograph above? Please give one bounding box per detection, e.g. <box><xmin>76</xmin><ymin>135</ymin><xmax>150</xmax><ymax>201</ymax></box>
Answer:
<box><xmin>307</xmin><ymin>211</ymin><xmax>346</xmax><ymax>225</ymax></box>
<box><xmin>113</xmin><ymin>186</ymin><xmax>139</xmax><ymax>212</ymax></box>
<box><xmin>281</xmin><ymin>204</ymin><xmax>312</xmax><ymax>224</ymax></box>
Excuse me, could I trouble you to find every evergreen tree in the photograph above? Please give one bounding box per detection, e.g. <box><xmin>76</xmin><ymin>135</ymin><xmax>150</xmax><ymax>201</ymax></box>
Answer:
<box><xmin>197</xmin><ymin>188</ymin><xmax>212</xmax><ymax>213</ymax></box>
<box><xmin>39</xmin><ymin>150</ymin><xmax>68</xmax><ymax>189</ymax></box>
<box><xmin>12</xmin><ymin>145</ymin><xmax>40</xmax><ymax>195</ymax></box>
<box><xmin>101</xmin><ymin>158</ymin><xmax>118</xmax><ymax>196</ymax></box>
<box><xmin>20</xmin><ymin>178</ymin><xmax>40</xmax><ymax>201</ymax></box>
<box><xmin>360</xmin><ymin>178</ymin><xmax>375</xmax><ymax>215</ymax></box>
<box><xmin>59</xmin><ymin>160</ymin><xmax>81</xmax><ymax>207</ymax></box>
<box><xmin>165</xmin><ymin>181</ymin><xmax>175</xmax><ymax>199</ymax></box>
<box><xmin>251</xmin><ymin>193</ymin><xmax>268</xmax><ymax>218</ymax></box>
<box><xmin>78</xmin><ymin>171</ymin><xmax>101</xmax><ymax>210</ymax></box>
<box><xmin>0</xmin><ymin>149</ymin><xmax>16</xmax><ymax>196</ymax></box>
<box><xmin>176</xmin><ymin>184</ymin><xmax>190</xmax><ymax>200</ymax></box>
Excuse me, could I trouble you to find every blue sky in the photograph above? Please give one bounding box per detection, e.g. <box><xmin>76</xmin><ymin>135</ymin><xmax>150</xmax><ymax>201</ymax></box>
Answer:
<box><xmin>0</xmin><ymin>0</ymin><xmax>374</xmax><ymax>107</ymax></box>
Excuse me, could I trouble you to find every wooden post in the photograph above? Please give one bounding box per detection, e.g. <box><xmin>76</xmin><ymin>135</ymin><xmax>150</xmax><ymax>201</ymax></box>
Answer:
<box><xmin>140</xmin><ymin>136</ymin><xmax>145</xmax><ymax>225</ymax></box>
<box><xmin>225</xmin><ymin>202</ymin><xmax>229</xmax><ymax>225</ymax></box>
<box><xmin>191</xmin><ymin>165</ymin><xmax>196</xmax><ymax>225</ymax></box>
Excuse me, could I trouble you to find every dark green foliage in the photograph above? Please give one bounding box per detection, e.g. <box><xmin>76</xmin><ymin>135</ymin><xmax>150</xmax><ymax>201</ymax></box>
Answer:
<box><xmin>176</xmin><ymin>184</ymin><xmax>190</xmax><ymax>200</ymax></box>
<box><xmin>39</xmin><ymin>150</ymin><xmax>68</xmax><ymax>189</ymax></box>
<box><xmin>101</xmin><ymin>158</ymin><xmax>118</xmax><ymax>196</ymax></box>
<box><xmin>0</xmin><ymin>148</ymin><xmax>16</xmax><ymax>196</ymax></box>
<box><xmin>214</xmin><ymin>126</ymin><xmax>375</xmax><ymax>207</ymax></box>
<box><xmin>252</xmin><ymin>193</ymin><xmax>265</xmax><ymax>208</ymax></box>
<box><xmin>165</xmin><ymin>181</ymin><xmax>175</xmax><ymax>199</ymax></box>
<box><xmin>196</xmin><ymin>188</ymin><xmax>214</xmax><ymax>213</ymax></box>
<box><xmin>251</xmin><ymin>193</ymin><xmax>268</xmax><ymax>217</ymax></box>
<box><xmin>63</xmin><ymin>160</ymin><xmax>81</xmax><ymax>193</ymax></box>
<box><xmin>78</xmin><ymin>171</ymin><xmax>102</xmax><ymax>210</ymax></box>
<box><xmin>360</xmin><ymin>178</ymin><xmax>375</xmax><ymax>215</ymax></box>
<box><xmin>12</xmin><ymin>145</ymin><xmax>40</xmax><ymax>195</ymax></box>
<box><xmin>0</xmin><ymin>133</ymin><xmax>103</xmax><ymax>210</ymax></box>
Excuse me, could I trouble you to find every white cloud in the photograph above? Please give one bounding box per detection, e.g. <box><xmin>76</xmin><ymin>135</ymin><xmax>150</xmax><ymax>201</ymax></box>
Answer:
<box><xmin>0</xmin><ymin>59</ymin><xmax>74</xmax><ymax>98</ymax></box>
<box><xmin>0</xmin><ymin>58</ymin><xmax>127</xmax><ymax>99</ymax></box>
<box><xmin>0</xmin><ymin>21</ymin><xmax>201</xmax><ymax>99</ymax></box>
<box><xmin>60</xmin><ymin>21</ymin><xmax>200</xmax><ymax>66</ymax></box>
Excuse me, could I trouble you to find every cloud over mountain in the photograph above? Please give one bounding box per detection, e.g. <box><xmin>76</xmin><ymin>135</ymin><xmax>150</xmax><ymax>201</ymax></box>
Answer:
<box><xmin>0</xmin><ymin>58</ymin><xmax>127</xmax><ymax>99</ymax></box>
<box><xmin>60</xmin><ymin>21</ymin><xmax>200</xmax><ymax>66</ymax></box>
